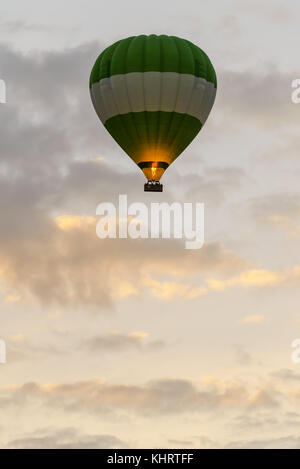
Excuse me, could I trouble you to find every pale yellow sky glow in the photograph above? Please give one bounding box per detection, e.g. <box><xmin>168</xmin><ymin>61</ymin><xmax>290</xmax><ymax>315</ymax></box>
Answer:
<box><xmin>0</xmin><ymin>0</ymin><xmax>300</xmax><ymax>449</ymax></box>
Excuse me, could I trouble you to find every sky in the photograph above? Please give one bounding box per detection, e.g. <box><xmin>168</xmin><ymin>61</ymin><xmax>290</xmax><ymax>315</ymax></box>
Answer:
<box><xmin>0</xmin><ymin>0</ymin><xmax>300</xmax><ymax>449</ymax></box>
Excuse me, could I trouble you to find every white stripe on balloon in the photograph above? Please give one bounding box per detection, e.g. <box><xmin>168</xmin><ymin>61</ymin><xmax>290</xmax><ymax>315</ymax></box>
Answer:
<box><xmin>90</xmin><ymin>72</ymin><xmax>216</xmax><ymax>125</ymax></box>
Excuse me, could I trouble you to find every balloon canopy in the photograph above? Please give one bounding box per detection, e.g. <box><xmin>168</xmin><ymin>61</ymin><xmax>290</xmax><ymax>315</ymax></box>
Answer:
<box><xmin>90</xmin><ymin>35</ymin><xmax>217</xmax><ymax>189</ymax></box>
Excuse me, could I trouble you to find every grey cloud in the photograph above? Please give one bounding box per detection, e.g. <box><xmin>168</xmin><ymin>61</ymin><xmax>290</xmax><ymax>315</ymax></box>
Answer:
<box><xmin>218</xmin><ymin>14</ymin><xmax>241</xmax><ymax>36</ymax></box>
<box><xmin>0</xmin><ymin>231</ymin><xmax>245</xmax><ymax>310</ymax></box>
<box><xmin>6</xmin><ymin>331</ymin><xmax>165</xmax><ymax>363</ymax></box>
<box><xmin>233</xmin><ymin>413</ymin><xmax>278</xmax><ymax>431</ymax></box>
<box><xmin>0</xmin><ymin>159</ymin><xmax>245</xmax><ymax>310</ymax></box>
<box><xmin>6</xmin><ymin>340</ymin><xmax>65</xmax><ymax>363</ymax></box>
<box><xmin>233</xmin><ymin>344</ymin><xmax>253</xmax><ymax>366</ymax></box>
<box><xmin>5</xmin><ymin>427</ymin><xmax>124</xmax><ymax>449</ymax></box>
<box><xmin>217</xmin><ymin>67</ymin><xmax>299</xmax><ymax>128</ymax></box>
<box><xmin>170</xmin><ymin>433</ymin><xmax>300</xmax><ymax>449</ymax></box>
<box><xmin>0</xmin><ymin>377</ymin><xmax>280</xmax><ymax>416</ymax></box>
<box><xmin>192</xmin><ymin>435</ymin><xmax>220</xmax><ymax>448</ymax></box>
<box><xmin>82</xmin><ymin>332</ymin><xmax>165</xmax><ymax>352</ymax></box>
<box><xmin>167</xmin><ymin>439</ymin><xmax>193</xmax><ymax>447</ymax></box>
<box><xmin>251</xmin><ymin>193</ymin><xmax>300</xmax><ymax>222</ymax></box>
<box><xmin>0</xmin><ymin>21</ymin><xmax>79</xmax><ymax>34</ymax></box>
<box><xmin>238</xmin><ymin>1</ymin><xmax>293</xmax><ymax>23</ymax></box>
<box><xmin>175</xmin><ymin>166</ymin><xmax>246</xmax><ymax>205</ymax></box>
<box><xmin>0</xmin><ymin>41</ymin><xmax>114</xmax><ymax>177</ymax></box>
<box><xmin>271</xmin><ymin>369</ymin><xmax>300</xmax><ymax>382</ymax></box>
<box><xmin>226</xmin><ymin>435</ymin><xmax>300</xmax><ymax>449</ymax></box>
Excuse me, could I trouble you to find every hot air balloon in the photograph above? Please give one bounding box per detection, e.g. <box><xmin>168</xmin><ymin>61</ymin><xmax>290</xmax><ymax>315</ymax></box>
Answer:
<box><xmin>90</xmin><ymin>35</ymin><xmax>217</xmax><ymax>192</ymax></box>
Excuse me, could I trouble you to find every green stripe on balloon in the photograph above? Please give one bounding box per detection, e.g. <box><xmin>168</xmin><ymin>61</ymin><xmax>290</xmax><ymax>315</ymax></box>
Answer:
<box><xmin>104</xmin><ymin>111</ymin><xmax>202</xmax><ymax>165</ymax></box>
<box><xmin>89</xmin><ymin>35</ymin><xmax>217</xmax><ymax>88</ymax></box>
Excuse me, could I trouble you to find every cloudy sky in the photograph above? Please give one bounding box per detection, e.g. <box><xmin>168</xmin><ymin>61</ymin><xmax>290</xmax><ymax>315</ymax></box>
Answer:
<box><xmin>0</xmin><ymin>0</ymin><xmax>300</xmax><ymax>449</ymax></box>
